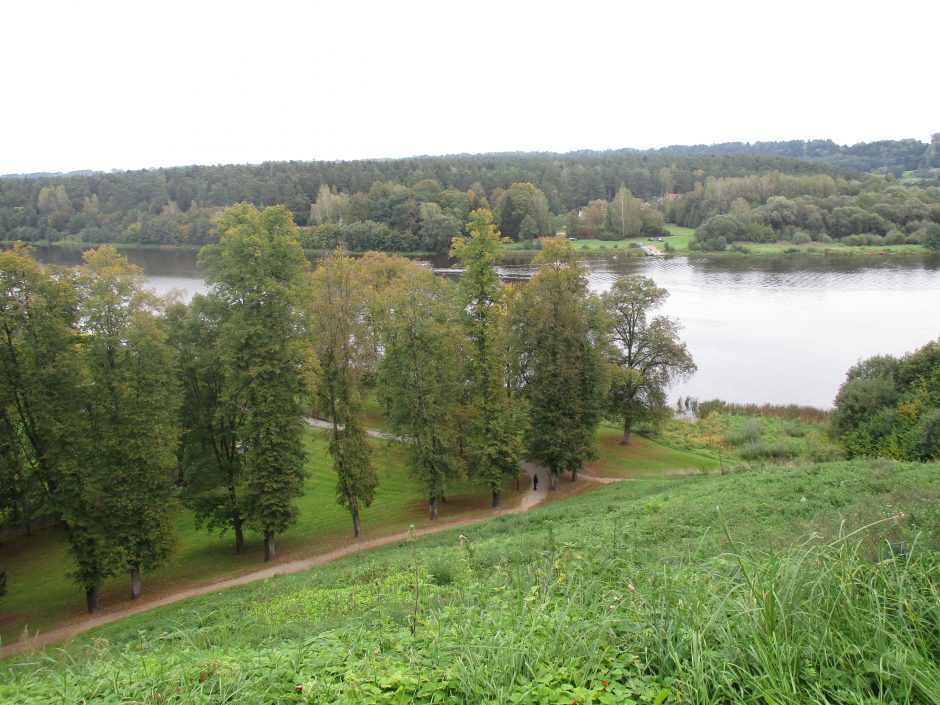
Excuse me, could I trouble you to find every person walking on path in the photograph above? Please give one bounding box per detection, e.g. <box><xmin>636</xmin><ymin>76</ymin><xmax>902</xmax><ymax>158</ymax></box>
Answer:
<box><xmin>533</xmin><ymin>473</ymin><xmax>539</xmax><ymax>491</ymax></box>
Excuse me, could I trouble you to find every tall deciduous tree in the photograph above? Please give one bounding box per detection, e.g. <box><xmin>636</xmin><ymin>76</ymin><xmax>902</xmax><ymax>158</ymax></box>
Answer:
<box><xmin>199</xmin><ymin>203</ymin><xmax>310</xmax><ymax>561</ymax></box>
<box><xmin>496</xmin><ymin>183</ymin><xmax>553</xmax><ymax>240</ymax></box>
<box><xmin>307</xmin><ymin>249</ymin><xmax>378</xmax><ymax>537</ymax></box>
<box><xmin>167</xmin><ymin>293</ymin><xmax>250</xmax><ymax>554</ymax></box>
<box><xmin>602</xmin><ymin>276</ymin><xmax>696</xmax><ymax>445</ymax></box>
<box><xmin>515</xmin><ymin>236</ymin><xmax>606</xmax><ymax>489</ymax></box>
<box><xmin>609</xmin><ymin>185</ymin><xmax>645</xmax><ymax>239</ymax></box>
<box><xmin>451</xmin><ymin>210</ymin><xmax>525</xmax><ymax>507</ymax></box>
<box><xmin>378</xmin><ymin>264</ymin><xmax>463</xmax><ymax>519</ymax></box>
<box><xmin>0</xmin><ymin>244</ymin><xmax>114</xmax><ymax>612</ymax></box>
<box><xmin>76</xmin><ymin>247</ymin><xmax>180</xmax><ymax>600</ymax></box>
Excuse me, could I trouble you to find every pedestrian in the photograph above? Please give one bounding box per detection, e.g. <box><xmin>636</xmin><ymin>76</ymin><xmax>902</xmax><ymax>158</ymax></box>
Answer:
<box><xmin>533</xmin><ymin>473</ymin><xmax>539</xmax><ymax>491</ymax></box>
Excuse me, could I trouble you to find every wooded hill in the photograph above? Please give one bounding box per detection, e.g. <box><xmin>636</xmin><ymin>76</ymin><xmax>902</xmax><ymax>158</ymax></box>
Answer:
<box><xmin>2</xmin><ymin>137</ymin><xmax>937</xmax><ymax>253</ymax></box>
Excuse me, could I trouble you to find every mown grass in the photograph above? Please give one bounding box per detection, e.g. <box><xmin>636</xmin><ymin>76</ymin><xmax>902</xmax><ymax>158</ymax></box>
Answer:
<box><xmin>585</xmin><ymin>422</ymin><xmax>720</xmax><ymax>478</ymax></box>
<box><xmin>0</xmin><ymin>427</ymin><xmax>522</xmax><ymax>643</ymax></box>
<box><xmin>3</xmin><ymin>458</ymin><xmax>938</xmax><ymax>703</ymax></box>
<box><xmin>502</xmin><ymin>238</ymin><xmax>648</xmax><ymax>253</ymax></box>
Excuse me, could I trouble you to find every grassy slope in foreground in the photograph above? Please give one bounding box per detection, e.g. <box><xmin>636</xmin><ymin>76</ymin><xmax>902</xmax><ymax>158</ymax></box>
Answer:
<box><xmin>0</xmin><ymin>427</ymin><xmax>518</xmax><ymax>643</ymax></box>
<box><xmin>3</xmin><ymin>458</ymin><xmax>938</xmax><ymax>704</ymax></box>
<box><xmin>0</xmin><ymin>421</ymin><xmax>710</xmax><ymax>644</ymax></box>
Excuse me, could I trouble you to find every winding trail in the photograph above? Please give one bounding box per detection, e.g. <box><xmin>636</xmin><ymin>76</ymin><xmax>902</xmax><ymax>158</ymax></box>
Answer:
<box><xmin>4</xmin><ymin>424</ymin><xmax>621</xmax><ymax>659</ymax></box>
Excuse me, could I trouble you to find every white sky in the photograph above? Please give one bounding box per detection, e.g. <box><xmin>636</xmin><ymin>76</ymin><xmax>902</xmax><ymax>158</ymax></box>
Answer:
<box><xmin>2</xmin><ymin>1</ymin><xmax>938</xmax><ymax>174</ymax></box>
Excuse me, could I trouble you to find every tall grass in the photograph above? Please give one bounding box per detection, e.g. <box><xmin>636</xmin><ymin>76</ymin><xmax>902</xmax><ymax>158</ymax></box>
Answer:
<box><xmin>3</xmin><ymin>460</ymin><xmax>939</xmax><ymax>704</ymax></box>
<box><xmin>697</xmin><ymin>399</ymin><xmax>831</xmax><ymax>424</ymax></box>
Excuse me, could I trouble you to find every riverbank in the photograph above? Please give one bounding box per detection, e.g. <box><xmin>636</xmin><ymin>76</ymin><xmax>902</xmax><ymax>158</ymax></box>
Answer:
<box><xmin>499</xmin><ymin>225</ymin><xmax>938</xmax><ymax>261</ymax></box>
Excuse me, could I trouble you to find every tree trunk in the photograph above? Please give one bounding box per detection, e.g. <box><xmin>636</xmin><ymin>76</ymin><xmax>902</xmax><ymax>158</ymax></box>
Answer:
<box><xmin>130</xmin><ymin>564</ymin><xmax>141</xmax><ymax>600</ymax></box>
<box><xmin>429</xmin><ymin>495</ymin><xmax>438</xmax><ymax>520</ymax></box>
<box><xmin>571</xmin><ymin>468</ymin><xmax>578</xmax><ymax>482</ymax></box>
<box><xmin>550</xmin><ymin>471</ymin><xmax>559</xmax><ymax>491</ymax></box>
<box><xmin>352</xmin><ymin>507</ymin><xmax>361</xmax><ymax>538</ymax></box>
<box><xmin>622</xmin><ymin>417</ymin><xmax>632</xmax><ymax>445</ymax></box>
<box><xmin>234</xmin><ymin>515</ymin><xmax>245</xmax><ymax>555</ymax></box>
<box><xmin>492</xmin><ymin>489</ymin><xmax>500</xmax><ymax>508</ymax></box>
<box><xmin>264</xmin><ymin>530</ymin><xmax>276</xmax><ymax>562</ymax></box>
<box><xmin>86</xmin><ymin>585</ymin><xmax>99</xmax><ymax>613</ymax></box>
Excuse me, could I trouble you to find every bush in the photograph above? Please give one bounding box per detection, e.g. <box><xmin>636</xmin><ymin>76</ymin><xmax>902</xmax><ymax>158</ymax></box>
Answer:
<box><xmin>725</xmin><ymin>420</ymin><xmax>763</xmax><ymax>446</ymax></box>
<box><xmin>791</xmin><ymin>230</ymin><xmax>812</xmax><ymax>245</ymax></box>
<box><xmin>884</xmin><ymin>229</ymin><xmax>907</xmax><ymax>245</ymax></box>
<box><xmin>428</xmin><ymin>556</ymin><xmax>458</xmax><ymax>586</ymax></box>
<box><xmin>782</xmin><ymin>421</ymin><xmax>806</xmax><ymax>437</ymax></box>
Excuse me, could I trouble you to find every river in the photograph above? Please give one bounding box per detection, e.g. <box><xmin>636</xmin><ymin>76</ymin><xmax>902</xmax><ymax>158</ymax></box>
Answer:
<box><xmin>16</xmin><ymin>245</ymin><xmax>940</xmax><ymax>409</ymax></box>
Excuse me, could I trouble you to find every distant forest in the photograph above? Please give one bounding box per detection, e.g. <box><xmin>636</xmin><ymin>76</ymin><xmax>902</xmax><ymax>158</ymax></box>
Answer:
<box><xmin>1</xmin><ymin>137</ymin><xmax>938</xmax><ymax>253</ymax></box>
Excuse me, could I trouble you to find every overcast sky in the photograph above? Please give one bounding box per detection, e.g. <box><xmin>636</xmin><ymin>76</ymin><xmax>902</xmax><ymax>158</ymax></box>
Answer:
<box><xmin>3</xmin><ymin>1</ymin><xmax>938</xmax><ymax>174</ymax></box>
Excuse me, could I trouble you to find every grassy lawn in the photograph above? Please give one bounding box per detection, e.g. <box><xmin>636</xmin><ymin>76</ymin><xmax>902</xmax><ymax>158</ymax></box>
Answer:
<box><xmin>585</xmin><ymin>422</ymin><xmax>720</xmax><ymax>478</ymax></box>
<box><xmin>0</xmin><ymin>419</ymin><xmax>717</xmax><ymax>643</ymax></box>
<box><xmin>662</xmin><ymin>224</ymin><xmax>695</xmax><ymax>252</ymax></box>
<box><xmin>5</xmin><ymin>458</ymin><xmax>938</xmax><ymax>702</ymax></box>
<box><xmin>0</xmin><ymin>426</ymin><xmax>522</xmax><ymax>643</ymax></box>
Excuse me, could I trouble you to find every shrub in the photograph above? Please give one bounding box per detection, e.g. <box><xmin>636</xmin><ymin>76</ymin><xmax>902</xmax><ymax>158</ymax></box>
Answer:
<box><xmin>791</xmin><ymin>230</ymin><xmax>812</xmax><ymax>245</ymax></box>
<box><xmin>725</xmin><ymin>420</ymin><xmax>763</xmax><ymax>446</ymax></box>
<box><xmin>782</xmin><ymin>421</ymin><xmax>806</xmax><ymax>437</ymax></box>
<box><xmin>739</xmin><ymin>439</ymin><xmax>766</xmax><ymax>460</ymax></box>
<box><xmin>428</xmin><ymin>556</ymin><xmax>458</xmax><ymax>586</ymax></box>
<box><xmin>884</xmin><ymin>229</ymin><xmax>906</xmax><ymax>245</ymax></box>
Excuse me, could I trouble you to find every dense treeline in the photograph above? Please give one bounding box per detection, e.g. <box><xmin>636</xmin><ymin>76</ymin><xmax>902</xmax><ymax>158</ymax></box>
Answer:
<box><xmin>654</xmin><ymin>133</ymin><xmax>940</xmax><ymax>175</ymax></box>
<box><xmin>670</xmin><ymin>172</ymin><xmax>940</xmax><ymax>250</ymax></box>
<box><xmin>0</xmin><ymin>151</ymin><xmax>852</xmax><ymax>252</ymax></box>
<box><xmin>831</xmin><ymin>340</ymin><xmax>940</xmax><ymax>461</ymax></box>
<box><xmin>1</xmin><ymin>205</ymin><xmax>693</xmax><ymax>610</ymax></box>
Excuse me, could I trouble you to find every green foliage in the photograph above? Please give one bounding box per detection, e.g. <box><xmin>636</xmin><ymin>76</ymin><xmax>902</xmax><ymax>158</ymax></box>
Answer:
<box><xmin>377</xmin><ymin>265</ymin><xmax>464</xmax><ymax>517</ymax></box>
<box><xmin>831</xmin><ymin>340</ymin><xmax>940</xmax><ymax>460</ymax></box>
<box><xmin>4</xmin><ymin>459</ymin><xmax>939</xmax><ymax>704</ymax></box>
<box><xmin>451</xmin><ymin>210</ymin><xmax>526</xmax><ymax>505</ymax></box>
<box><xmin>495</xmin><ymin>183</ymin><xmax>552</xmax><ymax>240</ymax></box>
<box><xmin>724</xmin><ymin>418</ymin><xmax>762</xmax><ymax>445</ymax></box>
<box><xmin>308</xmin><ymin>250</ymin><xmax>380</xmax><ymax>536</ymax></box>
<box><xmin>925</xmin><ymin>222</ymin><xmax>940</xmax><ymax>250</ymax></box>
<box><xmin>76</xmin><ymin>247</ymin><xmax>181</xmax><ymax>590</ymax></box>
<box><xmin>0</xmin><ymin>244</ymin><xmax>177</xmax><ymax>608</ymax></box>
<box><xmin>655</xmin><ymin>410</ymin><xmax>841</xmax><ymax>466</ymax></box>
<box><xmin>166</xmin><ymin>293</ymin><xmax>250</xmax><ymax>552</ymax></box>
<box><xmin>602</xmin><ymin>275</ymin><xmax>696</xmax><ymax>444</ymax></box>
<box><xmin>515</xmin><ymin>237</ymin><xmax>606</xmax><ymax>485</ymax></box>
<box><xmin>199</xmin><ymin>204</ymin><xmax>311</xmax><ymax>557</ymax></box>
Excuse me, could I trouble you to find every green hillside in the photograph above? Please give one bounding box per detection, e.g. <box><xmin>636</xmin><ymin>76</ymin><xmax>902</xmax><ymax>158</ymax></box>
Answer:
<box><xmin>3</xmin><ymin>458</ymin><xmax>938</xmax><ymax>704</ymax></box>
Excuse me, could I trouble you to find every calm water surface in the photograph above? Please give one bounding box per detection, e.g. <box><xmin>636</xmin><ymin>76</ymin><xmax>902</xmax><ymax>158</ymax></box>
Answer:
<box><xmin>20</xmin><ymin>246</ymin><xmax>940</xmax><ymax>408</ymax></box>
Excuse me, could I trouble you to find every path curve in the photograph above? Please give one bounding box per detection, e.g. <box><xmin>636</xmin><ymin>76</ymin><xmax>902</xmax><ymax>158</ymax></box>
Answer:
<box><xmin>3</xmin><ymin>453</ymin><xmax>551</xmax><ymax>658</ymax></box>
